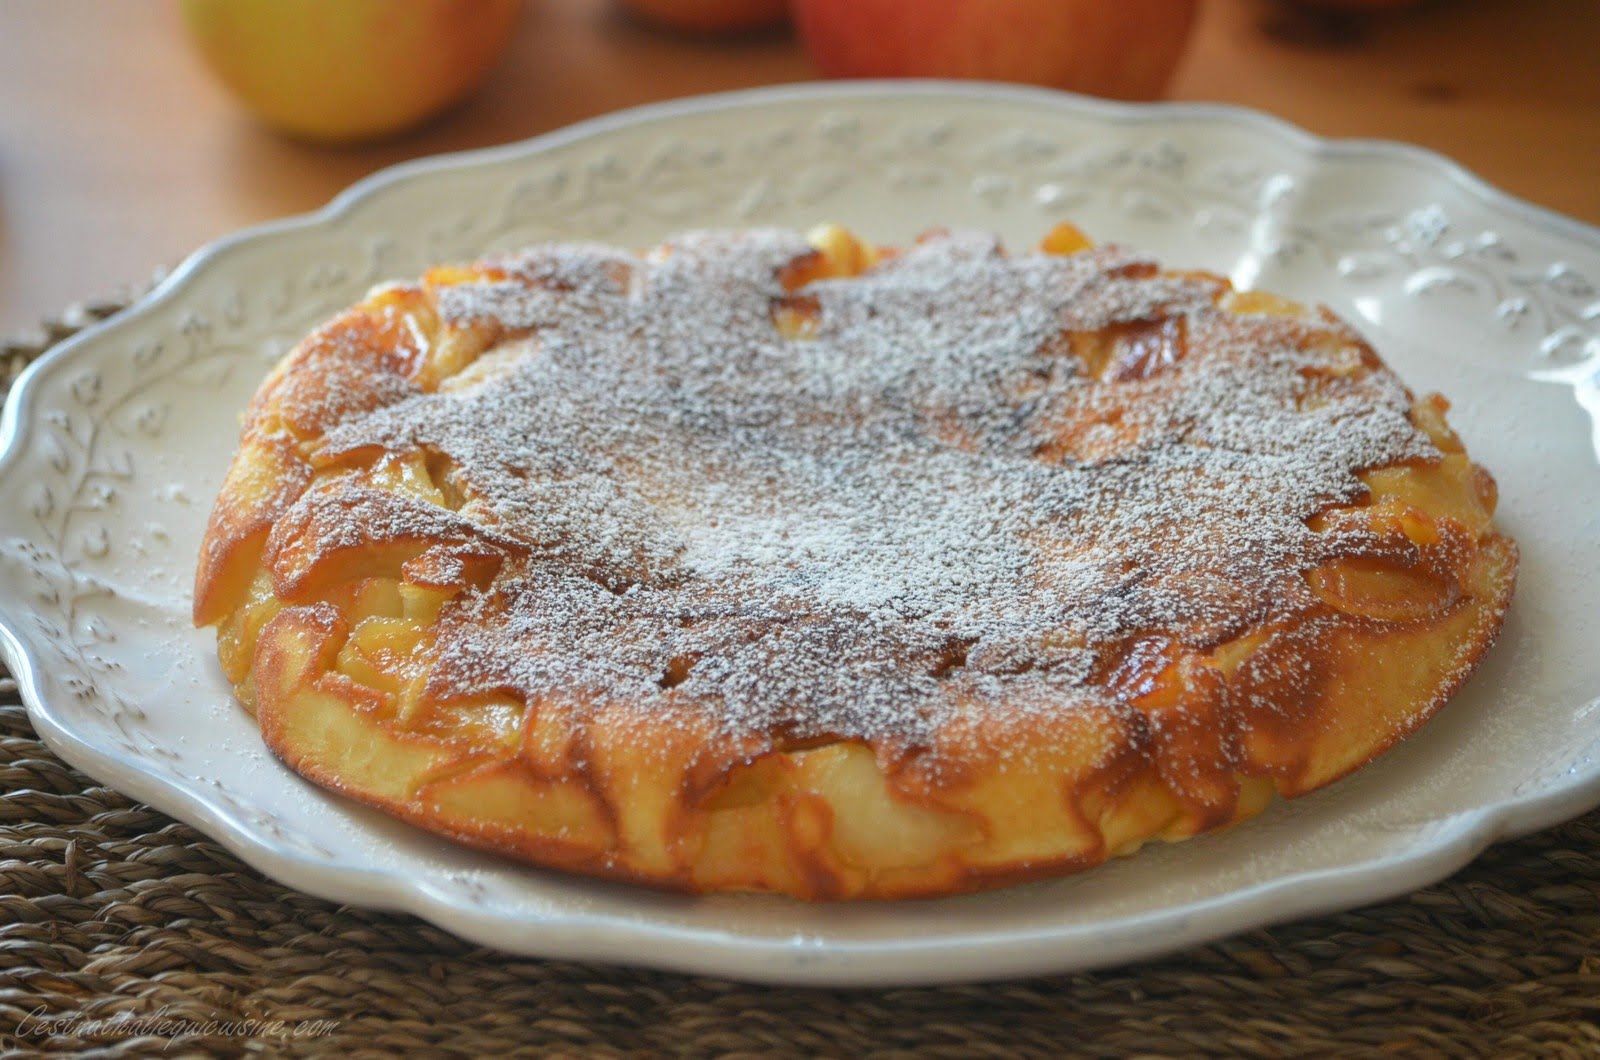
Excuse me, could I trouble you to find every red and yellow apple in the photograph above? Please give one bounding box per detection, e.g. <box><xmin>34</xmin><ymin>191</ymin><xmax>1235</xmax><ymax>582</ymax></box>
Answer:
<box><xmin>792</xmin><ymin>0</ymin><xmax>1200</xmax><ymax>101</ymax></box>
<box><xmin>619</xmin><ymin>0</ymin><xmax>788</xmax><ymax>34</ymax></box>
<box><xmin>1284</xmin><ymin>0</ymin><xmax>1424</xmax><ymax>7</ymax></box>
<box><xmin>181</xmin><ymin>0</ymin><xmax>522</xmax><ymax>143</ymax></box>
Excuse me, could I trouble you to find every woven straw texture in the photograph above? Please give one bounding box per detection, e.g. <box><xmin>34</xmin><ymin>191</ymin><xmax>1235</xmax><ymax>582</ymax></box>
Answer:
<box><xmin>3</xmin><ymin>301</ymin><xmax>1600</xmax><ymax>1057</ymax></box>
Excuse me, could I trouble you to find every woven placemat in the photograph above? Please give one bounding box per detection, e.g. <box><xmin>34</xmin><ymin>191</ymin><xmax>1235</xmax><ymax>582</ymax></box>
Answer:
<box><xmin>2</xmin><ymin>300</ymin><xmax>1599</xmax><ymax>1058</ymax></box>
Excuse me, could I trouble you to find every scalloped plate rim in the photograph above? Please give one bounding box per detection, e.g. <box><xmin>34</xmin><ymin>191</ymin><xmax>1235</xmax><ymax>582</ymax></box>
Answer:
<box><xmin>1</xmin><ymin>81</ymin><xmax>1597</xmax><ymax>987</ymax></box>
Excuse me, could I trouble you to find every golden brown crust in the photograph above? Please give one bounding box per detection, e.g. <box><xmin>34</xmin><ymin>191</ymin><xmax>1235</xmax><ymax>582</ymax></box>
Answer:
<box><xmin>196</xmin><ymin>223</ymin><xmax>1517</xmax><ymax>900</ymax></box>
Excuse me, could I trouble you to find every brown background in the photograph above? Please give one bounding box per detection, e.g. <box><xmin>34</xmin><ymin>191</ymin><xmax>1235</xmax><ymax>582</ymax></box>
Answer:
<box><xmin>1</xmin><ymin>0</ymin><xmax>1597</xmax><ymax>335</ymax></box>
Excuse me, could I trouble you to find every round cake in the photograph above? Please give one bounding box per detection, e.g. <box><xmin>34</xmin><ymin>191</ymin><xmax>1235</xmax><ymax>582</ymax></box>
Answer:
<box><xmin>194</xmin><ymin>223</ymin><xmax>1517</xmax><ymax>899</ymax></box>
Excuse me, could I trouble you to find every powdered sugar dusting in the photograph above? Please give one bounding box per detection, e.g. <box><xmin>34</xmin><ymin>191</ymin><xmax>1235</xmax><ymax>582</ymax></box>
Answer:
<box><xmin>311</xmin><ymin>229</ymin><xmax>1435</xmax><ymax>746</ymax></box>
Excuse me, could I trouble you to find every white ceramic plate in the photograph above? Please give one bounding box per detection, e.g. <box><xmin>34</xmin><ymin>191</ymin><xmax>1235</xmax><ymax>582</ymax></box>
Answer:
<box><xmin>2</xmin><ymin>83</ymin><xmax>1597</xmax><ymax>987</ymax></box>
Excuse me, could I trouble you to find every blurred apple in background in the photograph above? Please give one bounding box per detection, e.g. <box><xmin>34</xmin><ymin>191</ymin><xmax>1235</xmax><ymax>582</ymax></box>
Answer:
<box><xmin>1283</xmin><ymin>0</ymin><xmax>1423</xmax><ymax>7</ymax></box>
<box><xmin>181</xmin><ymin>0</ymin><xmax>522</xmax><ymax>143</ymax></box>
<box><xmin>619</xmin><ymin>0</ymin><xmax>788</xmax><ymax>33</ymax></box>
<box><xmin>793</xmin><ymin>0</ymin><xmax>1200</xmax><ymax>101</ymax></box>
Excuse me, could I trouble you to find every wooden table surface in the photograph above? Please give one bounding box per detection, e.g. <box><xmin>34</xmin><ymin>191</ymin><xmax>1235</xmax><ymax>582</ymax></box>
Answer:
<box><xmin>1</xmin><ymin>0</ymin><xmax>1596</xmax><ymax>334</ymax></box>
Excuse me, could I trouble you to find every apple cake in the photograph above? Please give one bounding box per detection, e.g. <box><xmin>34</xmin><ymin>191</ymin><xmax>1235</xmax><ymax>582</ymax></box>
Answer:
<box><xmin>193</xmin><ymin>222</ymin><xmax>1517</xmax><ymax>899</ymax></box>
